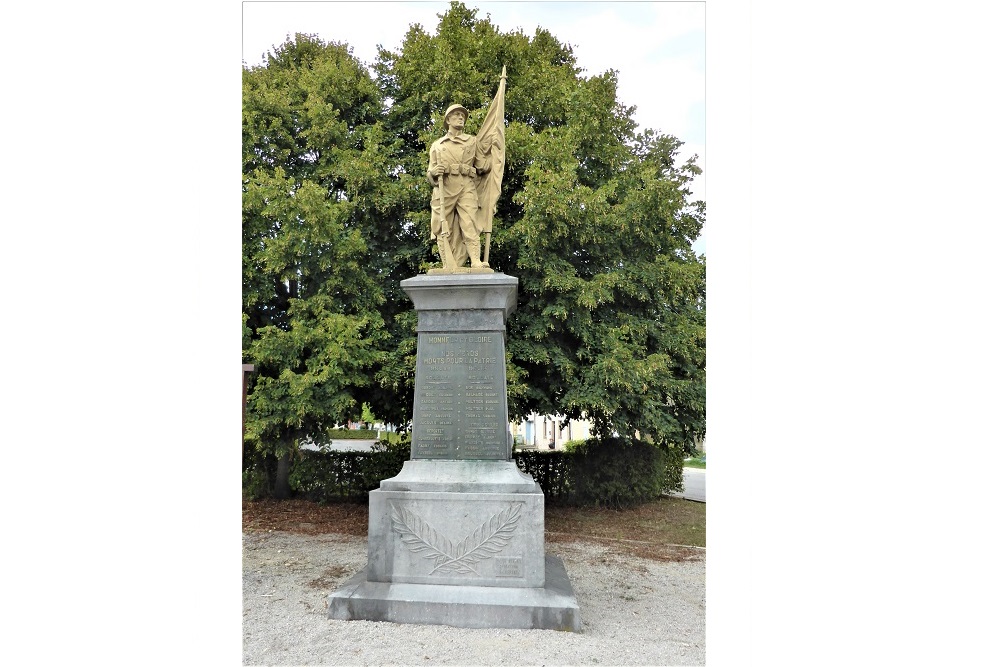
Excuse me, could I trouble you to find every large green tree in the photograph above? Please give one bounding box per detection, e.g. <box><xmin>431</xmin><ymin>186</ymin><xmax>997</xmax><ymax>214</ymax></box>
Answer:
<box><xmin>242</xmin><ymin>5</ymin><xmax>706</xmax><ymax>501</ymax></box>
<box><xmin>242</xmin><ymin>35</ymin><xmax>402</xmax><ymax>497</ymax></box>
<box><xmin>375</xmin><ymin>3</ymin><xmax>706</xmax><ymax>448</ymax></box>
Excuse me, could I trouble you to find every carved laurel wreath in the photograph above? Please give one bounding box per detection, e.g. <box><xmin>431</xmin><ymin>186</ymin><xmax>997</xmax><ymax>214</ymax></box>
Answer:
<box><xmin>389</xmin><ymin>502</ymin><xmax>522</xmax><ymax>575</ymax></box>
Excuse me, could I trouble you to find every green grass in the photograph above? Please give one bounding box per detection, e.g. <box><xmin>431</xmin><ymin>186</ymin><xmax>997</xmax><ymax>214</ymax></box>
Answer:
<box><xmin>326</xmin><ymin>428</ymin><xmax>378</xmax><ymax>440</ymax></box>
<box><xmin>382</xmin><ymin>431</ymin><xmax>405</xmax><ymax>444</ymax></box>
<box><xmin>684</xmin><ymin>456</ymin><xmax>706</xmax><ymax>469</ymax></box>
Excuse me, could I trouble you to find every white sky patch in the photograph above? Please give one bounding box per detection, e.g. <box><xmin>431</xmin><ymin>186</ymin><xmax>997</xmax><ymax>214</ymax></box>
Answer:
<box><xmin>243</xmin><ymin>1</ymin><xmax>706</xmax><ymax>245</ymax></box>
<box><xmin>491</xmin><ymin>3</ymin><xmax>706</xmax><ymax>211</ymax></box>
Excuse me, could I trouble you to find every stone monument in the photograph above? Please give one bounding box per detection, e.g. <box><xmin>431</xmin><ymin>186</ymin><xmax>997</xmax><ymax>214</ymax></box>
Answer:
<box><xmin>327</xmin><ymin>70</ymin><xmax>580</xmax><ymax>632</ymax></box>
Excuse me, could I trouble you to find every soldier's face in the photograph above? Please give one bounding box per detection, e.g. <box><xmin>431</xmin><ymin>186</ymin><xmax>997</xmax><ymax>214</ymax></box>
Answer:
<box><xmin>448</xmin><ymin>112</ymin><xmax>466</xmax><ymax>130</ymax></box>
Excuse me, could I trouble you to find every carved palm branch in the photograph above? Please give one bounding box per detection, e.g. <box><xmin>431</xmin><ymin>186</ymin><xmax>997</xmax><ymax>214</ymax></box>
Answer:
<box><xmin>389</xmin><ymin>503</ymin><xmax>470</xmax><ymax>572</ymax></box>
<box><xmin>389</xmin><ymin>502</ymin><xmax>522</xmax><ymax>576</ymax></box>
<box><xmin>433</xmin><ymin>502</ymin><xmax>522</xmax><ymax>573</ymax></box>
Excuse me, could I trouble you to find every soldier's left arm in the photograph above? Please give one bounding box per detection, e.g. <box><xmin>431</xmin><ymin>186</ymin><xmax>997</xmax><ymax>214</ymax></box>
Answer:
<box><xmin>473</xmin><ymin>145</ymin><xmax>491</xmax><ymax>173</ymax></box>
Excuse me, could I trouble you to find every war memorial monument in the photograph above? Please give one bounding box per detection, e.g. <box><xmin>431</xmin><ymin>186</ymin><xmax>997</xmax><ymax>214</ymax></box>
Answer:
<box><xmin>327</xmin><ymin>70</ymin><xmax>581</xmax><ymax>632</ymax></box>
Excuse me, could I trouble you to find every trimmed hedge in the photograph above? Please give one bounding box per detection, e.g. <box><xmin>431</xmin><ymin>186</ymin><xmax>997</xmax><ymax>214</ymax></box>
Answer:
<box><xmin>513</xmin><ymin>450</ymin><xmax>574</xmax><ymax>502</ymax></box>
<box><xmin>516</xmin><ymin>438</ymin><xmax>683</xmax><ymax>508</ymax></box>
<box><xmin>288</xmin><ymin>441</ymin><xmax>409</xmax><ymax>502</ymax></box>
<box><xmin>566</xmin><ymin>437</ymin><xmax>672</xmax><ymax>508</ymax></box>
<box><xmin>325</xmin><ymin>428</ymin><xmax>379</xmax><ymax>440</ymax></box>
<box><xmin>276</xmin><ymin>436</ymin><xmax>684</xmax><ymax>507</ymax></box>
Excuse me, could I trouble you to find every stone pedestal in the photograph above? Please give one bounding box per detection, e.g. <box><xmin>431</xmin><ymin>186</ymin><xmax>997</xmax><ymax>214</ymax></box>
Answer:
<box><xmin>327</xmin><ymin>274</ymin><xmax>580</xmax><ymax>632</ymax></box>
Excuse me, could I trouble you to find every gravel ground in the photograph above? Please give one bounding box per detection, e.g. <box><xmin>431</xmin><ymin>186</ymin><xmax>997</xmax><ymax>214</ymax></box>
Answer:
<box><xmin>243</xmin><ymin>531</ymin><xmax>705</xmax><ymax>666</ymax></box>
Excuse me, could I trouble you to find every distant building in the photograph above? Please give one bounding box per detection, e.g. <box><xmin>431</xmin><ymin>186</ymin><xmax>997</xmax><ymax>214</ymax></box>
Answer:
<box><xmin>510</xmin><ymin>413</ymin><xmax>593</xmax><ymax>451</ymax></box>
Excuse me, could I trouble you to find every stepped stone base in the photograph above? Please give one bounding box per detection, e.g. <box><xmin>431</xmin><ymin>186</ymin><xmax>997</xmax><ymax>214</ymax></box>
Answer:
<box><xmin>326</xmin><ymin>273</ymin><xmax>580</xmax><ymax>632</ymax></box>
<box><xmin>327</xmin><ymin>555</ymin><xmax>581</xmax><ymax>632</ymax></box>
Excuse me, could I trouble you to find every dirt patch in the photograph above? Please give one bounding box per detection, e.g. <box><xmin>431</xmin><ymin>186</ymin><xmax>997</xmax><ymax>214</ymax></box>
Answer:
<box><xmin>306</xmin><ymin>564</ymin><xmax>353</xmax><ymax>590</ymax></box>
<box><xmin>243</xmin><ymin>496</ymin><xmax>704</xmax><ymax>563</ymax></box>
<box><xmin>243</xmin><ymin>498</ymin><xmax>369</xmax><ymax>536</ymax></box>
<box><xmin>545</xmin><ymin>530</ymin><xmax>704</xmax><ymax>563</ymax></box>
<box><xmin>545</xmin><ymin>496</ymin><xmax>706</xmax><ymax>548</ymax></box>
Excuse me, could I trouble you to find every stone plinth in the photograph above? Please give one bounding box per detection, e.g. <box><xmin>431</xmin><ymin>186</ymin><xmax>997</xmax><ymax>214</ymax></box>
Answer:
<box><xmin>328</xmin><ymin>273</ymin><xmax>580</xmax><ymax>632</ymax></box>
<box><xmin>367</xmin><ymin>487</ymin><xmax>545</xmax><ymax>587</ymax></box>
<box><xmin>404</xmin><ymin>273</ymin><xmax>517</xmax><ymax>460</ymax></box>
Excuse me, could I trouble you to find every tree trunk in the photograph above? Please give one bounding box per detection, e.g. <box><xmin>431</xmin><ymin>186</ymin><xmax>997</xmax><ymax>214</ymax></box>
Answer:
<box><xmin>273</xmin><ymin>450</ymin><xmax>292</xmax><ymax>499</ymax></box>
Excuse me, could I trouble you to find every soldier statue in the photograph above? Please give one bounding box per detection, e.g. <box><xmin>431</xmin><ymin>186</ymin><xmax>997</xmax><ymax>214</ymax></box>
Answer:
<box><xmin>426</xmin><ymin>69</ymin><xmax>506</xmax><ymax>274</ymax></box>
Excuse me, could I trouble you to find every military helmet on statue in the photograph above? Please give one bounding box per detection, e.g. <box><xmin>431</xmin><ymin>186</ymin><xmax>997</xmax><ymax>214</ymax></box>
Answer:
<box><xmin>444</xmin><ymin>103</ymin><xmax>469</xmax><ymax>122</ymax></box>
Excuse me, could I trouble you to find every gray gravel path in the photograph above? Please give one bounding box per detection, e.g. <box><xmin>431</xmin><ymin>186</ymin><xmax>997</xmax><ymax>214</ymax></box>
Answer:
<box><xmin>243</xmin><ymin>531</ymin><xmax>705</xmax><ymax>666</ymax></box>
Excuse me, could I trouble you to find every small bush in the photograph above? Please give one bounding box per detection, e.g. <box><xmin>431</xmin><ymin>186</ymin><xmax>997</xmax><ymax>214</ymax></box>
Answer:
<box><xmin>569</xmin><ymin>437</ymin><xmax>678</xmax><ymax>509</ymax></box>
<box><xmin>516</xmin><ymin>437</ymin><xmax>684</xmax><ymax>508</ymax></box>
<box><xmin>662</xmin><ymin>443</ymin><xmax>685</xmax><ymax>493</ymax></box>
<box><xmin>514</xmin><ymin>450</ymin><xmax>573</xmax><ymax>502</ymax></box>
<box><xmin>242</xmin><ymin>466</ymin><xmax>271</xmax><ymax>500</ymax></box>
<box><xmin>243</xmin><ymin>439</ymin><xmax>277</xmax><ymax>500</ymax></box>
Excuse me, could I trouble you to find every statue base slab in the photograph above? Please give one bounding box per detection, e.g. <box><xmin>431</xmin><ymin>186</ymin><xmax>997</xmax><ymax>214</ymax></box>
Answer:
<box><xmin>327</xmin><ymin>554</ymin><xmax>581</xmax><ymax>632</ymax></box>
<box><xmin>427</xmin><ymin>266</ymin><xmax>494</xmax><ymax>275</ymax></box>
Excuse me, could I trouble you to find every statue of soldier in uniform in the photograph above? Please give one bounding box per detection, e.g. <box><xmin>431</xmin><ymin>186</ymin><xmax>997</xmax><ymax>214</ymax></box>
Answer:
<box><xmin>426</xmin><ymin>69</ymin><xmax>507</xmax><ymax>274</ymax></box>
<box><xmin>427</xmin><ymin>103</ymin><xmax>492</xmax><ymax>271</ymax></box>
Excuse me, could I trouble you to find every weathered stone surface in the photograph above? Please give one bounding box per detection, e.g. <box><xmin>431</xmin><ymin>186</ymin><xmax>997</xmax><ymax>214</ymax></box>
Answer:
<box><xmin>411</xmin><ymin>332</ymin><xmax>508</xmax><ymax>459</ymax></box>
<box><xmin>379</xmin><ymin>460</ymin><xmax>538</xmax><ymax>494</ymax></box>
<box><xmin>327</xmin><ymin>271</ymin><xmax>581</xmax><ymax>631</ymax></box>
<box><xmin>328</xmin><ymin>555</ymin><xmax>581</xmax><ymax>632</ymax></box>
<box><xmin>416</xmin><ymin>309</ymin><xmax>506</xmax><ymax>332</ymax></box>
<box><xmin>367</xmin><ymin>487</ymin><xmax>545</xmax><ymax>588</ymax></box>
<box><xmin>401</xmin><ymin>274</ymin><xmax>518</xmax><ymax>317</ymax></box>
<box><xmin>403</xmin><ymin>274</ymin><xmax>517</xmax><ymax>461</ymax></box>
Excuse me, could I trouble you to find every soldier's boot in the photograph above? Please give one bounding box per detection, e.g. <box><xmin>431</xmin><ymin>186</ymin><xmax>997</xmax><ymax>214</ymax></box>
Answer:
<box><xmin>466</xmin><ymin>238</ymin><xmax>489</xmax><ymax>269</ymax></box>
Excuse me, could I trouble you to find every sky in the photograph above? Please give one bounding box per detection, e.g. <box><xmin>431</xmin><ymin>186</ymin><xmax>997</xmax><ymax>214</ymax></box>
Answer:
<box><xmin>242</xmin><ymin>0</ymin><xmax>706</xmax><ymax>253</ymax></box>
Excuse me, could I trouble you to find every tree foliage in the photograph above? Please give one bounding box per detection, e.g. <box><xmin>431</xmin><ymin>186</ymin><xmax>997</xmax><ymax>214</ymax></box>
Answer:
<box><xmin>375</xmin><ymin>3</ymin><xmax>706</xmax><ymax>446</ymax></box>
<box><xmin>242</xmin><ymin>36</ymin><xmax>400</xmax><ymax>495</ymax></box>
<box><xmin>243</xmin><ymin>3</ymin><xmax>706</xmax><ymax>499</ymax></box>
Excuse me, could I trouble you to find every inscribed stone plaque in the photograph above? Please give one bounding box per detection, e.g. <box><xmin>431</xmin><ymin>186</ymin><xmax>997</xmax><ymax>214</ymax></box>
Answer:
<box><xmin>411</xmin><ymin>332</ymin><xmax>508</xmax><ymax>459</ymax></box>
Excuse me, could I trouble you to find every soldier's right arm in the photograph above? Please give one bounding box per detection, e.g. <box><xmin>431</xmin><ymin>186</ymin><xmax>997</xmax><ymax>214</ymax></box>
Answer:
<box><xmin>426</xmin><ymin>142</ymin><xmax>437</xmax><ymax>185</ymax></box>
<box><xmin>427</xmin><ymin>141</ymin><xmax>446</xmax><ymax>185</ymax></box>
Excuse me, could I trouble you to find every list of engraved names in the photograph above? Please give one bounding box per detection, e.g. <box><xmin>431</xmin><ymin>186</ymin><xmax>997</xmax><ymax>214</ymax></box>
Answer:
<box><xmin>412</xmin><ymin>333</ymin><xmax>507</xmax><ymax>459</ymax></box>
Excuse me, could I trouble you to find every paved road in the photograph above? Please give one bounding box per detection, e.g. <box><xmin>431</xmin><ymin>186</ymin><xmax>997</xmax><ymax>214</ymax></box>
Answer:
<box><xmin>300</xmin><ymin>439</ymin><xmax>378</xmax><ymax>452</ymax></box>
<box><xmin>675</xmin><ymin>467</ymin><xmax>706</xmax><ymax>502</ymax></box>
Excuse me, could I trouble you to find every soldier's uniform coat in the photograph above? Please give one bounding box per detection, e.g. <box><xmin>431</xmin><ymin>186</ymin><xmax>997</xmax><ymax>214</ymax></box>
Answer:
<box><xmin>427</xmin><ymin>131</ymin><xmax>490</xmax><ymax>244</ymax></box>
